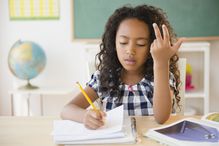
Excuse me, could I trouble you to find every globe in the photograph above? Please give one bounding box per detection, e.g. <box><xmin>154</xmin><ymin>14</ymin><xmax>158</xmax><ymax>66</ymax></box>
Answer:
<box><xmin>8</xmin><ymin>40</ymin><xmax>46</xmax><ymax>89</ymax></box>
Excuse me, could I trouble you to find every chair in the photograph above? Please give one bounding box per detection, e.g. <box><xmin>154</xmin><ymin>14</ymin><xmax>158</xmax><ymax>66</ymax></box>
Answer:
<box><xmin>175</xmin><ymin>58</ymin><xmax>186</xmax><ymax>115</ymax></box>
<box><xmin>84</xmin><ymin>45</ymin><xmax>99</xmax><ymax>80</ymax></box>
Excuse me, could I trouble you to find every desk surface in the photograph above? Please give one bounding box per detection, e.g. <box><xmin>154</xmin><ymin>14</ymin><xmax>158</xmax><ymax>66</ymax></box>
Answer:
<box><xmin>0</xmin><ymin>115</ymin><xmax>198</xmax><ymax>146</ymax></box>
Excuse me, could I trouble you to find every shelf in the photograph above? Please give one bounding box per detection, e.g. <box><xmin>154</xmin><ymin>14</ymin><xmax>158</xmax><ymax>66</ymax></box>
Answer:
<box><xmin>180</xmin><ymin>42</ymin><xmax>210</xmax><ymax>52</ymax></box>
<box><xmin>180</xmin><ymin>42</ymin><xmax>210</xmax><ymax>115</ymax></box>
<box><xmin>9</xmin><ymin>87</ymin><xmax>73</xmax><ymax>95</ymax></box>
<box><xmin>185</xmin><ymin>91</ymin><xmax>205</xmax><ymax>98</ymax></box>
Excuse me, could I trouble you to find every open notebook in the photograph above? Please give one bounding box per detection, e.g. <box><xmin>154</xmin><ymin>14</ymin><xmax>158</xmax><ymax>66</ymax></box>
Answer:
<box><xmin>52</xmin><ymin>105</ymin><xmax>137</xmax><ymax>145</ymax></box>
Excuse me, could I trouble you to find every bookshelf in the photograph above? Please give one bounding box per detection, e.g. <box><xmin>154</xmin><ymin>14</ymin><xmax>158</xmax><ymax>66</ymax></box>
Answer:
<box><xmin>179</xmin><ymin>42</ymin><xmax>210</xmax><ymax>115</ymax></box>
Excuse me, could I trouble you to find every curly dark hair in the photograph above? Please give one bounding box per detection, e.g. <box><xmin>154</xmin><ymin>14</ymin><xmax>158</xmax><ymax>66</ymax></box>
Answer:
<box><xmin>96</xmin><ymin>4</ymin><xmax>181</xmax><ymax>109</ymax></box>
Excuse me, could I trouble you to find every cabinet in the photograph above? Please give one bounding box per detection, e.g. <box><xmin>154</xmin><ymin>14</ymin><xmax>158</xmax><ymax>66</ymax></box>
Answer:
<box><xmin>179</xmin><ymin>42</ymin><xmax>210</xmax><ymax>115</ymax></box>
<box><xmin>9</xmin><ymin>87</ymin><xmax>73</xmax><ymax>116</ymax></box>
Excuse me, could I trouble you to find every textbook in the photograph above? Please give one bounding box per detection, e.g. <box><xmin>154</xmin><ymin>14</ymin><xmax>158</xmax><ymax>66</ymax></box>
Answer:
<box><xmin>144</xmin><ymin>113</ymin><xmax>219</xmax><ymax>146</ymax></box>
<box><xmin>52</xmin><ymin>105</ymin><xmax>137</xmax><ymax>145</ymax></box>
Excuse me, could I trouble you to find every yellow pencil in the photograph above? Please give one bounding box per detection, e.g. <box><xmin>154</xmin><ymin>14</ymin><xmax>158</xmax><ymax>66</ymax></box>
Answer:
<box><xmin>76</xmin><ymin>82</ymin><xmax>97</xmax><ymax>111</ymax></box>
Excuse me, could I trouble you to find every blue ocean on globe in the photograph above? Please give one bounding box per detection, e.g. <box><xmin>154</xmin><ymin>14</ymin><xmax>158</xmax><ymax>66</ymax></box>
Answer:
<box><xmin>8</xmin><ymin>40</ymin><xmax>46</xmax><ymax>81</ymax></box>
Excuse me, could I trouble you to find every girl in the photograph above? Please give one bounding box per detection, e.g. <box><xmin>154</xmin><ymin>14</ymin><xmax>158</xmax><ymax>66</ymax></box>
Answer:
<box><xmin>61</xmin><ymin>4</ymin><xmax>184</xmax><ymax>129</ymax></box>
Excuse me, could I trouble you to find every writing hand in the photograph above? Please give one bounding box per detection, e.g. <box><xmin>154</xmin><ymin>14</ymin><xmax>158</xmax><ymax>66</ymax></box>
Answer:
<box><xmin>150</xmin><ymin>23</ymin><xmax>184</xmax><ymax>63</ymax></box>
<box><xmin>83</xmin><ymin>109</ymin><xmax>106</xmax><ymax>130</ymax></box>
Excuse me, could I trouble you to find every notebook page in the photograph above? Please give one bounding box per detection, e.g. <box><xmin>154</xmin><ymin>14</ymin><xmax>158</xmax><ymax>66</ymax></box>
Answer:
<box><xmin>53</xmin><ymin>105</ymin><xmax>124</xmax><ymax>141</ymax></box>
<box><xmin>62</xmin><ymin>117</ymin><xmax>136</xmax><ymax>145</ymax></box>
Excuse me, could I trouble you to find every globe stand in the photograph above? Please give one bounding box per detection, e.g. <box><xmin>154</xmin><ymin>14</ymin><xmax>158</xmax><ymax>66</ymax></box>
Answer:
<box><xmin>19</xmin><ymin>80</ymin><xmax>39</xmax><ymax>90</ymax></box>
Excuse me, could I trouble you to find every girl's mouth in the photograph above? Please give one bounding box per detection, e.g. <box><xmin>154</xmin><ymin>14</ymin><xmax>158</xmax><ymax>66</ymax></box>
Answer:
<box><xmin>124</xmin><ymin>59</ymin><xmax>136</xmax><ymax>65</ymax></box>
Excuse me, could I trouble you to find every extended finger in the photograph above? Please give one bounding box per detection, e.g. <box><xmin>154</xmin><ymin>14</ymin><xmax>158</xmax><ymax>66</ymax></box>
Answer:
<box><xmin>162</xmin><ymin>24</ymin><xmax>170</xmax><ymax>42</ymax></box>
<box><xmin>153</xmin><ymin>23</ymin><xmax>162</xmax><ymax>41</ymax></box>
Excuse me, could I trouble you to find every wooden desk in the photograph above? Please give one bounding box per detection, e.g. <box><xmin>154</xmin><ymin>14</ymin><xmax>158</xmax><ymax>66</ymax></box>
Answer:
<box><xmin>0</xmin><ymin>115</ymin><xmax>198</xmax><ymax>146</ymax></box>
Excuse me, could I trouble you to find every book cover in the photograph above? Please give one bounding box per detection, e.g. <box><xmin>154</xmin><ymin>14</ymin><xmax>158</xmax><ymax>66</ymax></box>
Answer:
<box><xmin>144</xmin><ymin>117</ymin><xmax>219</xmax><ymax>146</ymax></box>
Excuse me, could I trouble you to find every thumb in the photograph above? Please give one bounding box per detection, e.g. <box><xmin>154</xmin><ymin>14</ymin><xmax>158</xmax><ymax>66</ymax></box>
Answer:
<box><xmin>172</xmin><ymin>37</ymin><xmax>185</xmax><ymax>51</ymax></box>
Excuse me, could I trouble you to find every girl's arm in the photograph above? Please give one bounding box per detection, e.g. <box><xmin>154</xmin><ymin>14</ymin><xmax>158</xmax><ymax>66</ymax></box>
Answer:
<box><xmin>151</xmin><ymin>23</ymin><xmax>183</xmax><ymax>124</ymax></box>
<box><xmin>60</xmin><ymin>86</ymin><xmax>106</xmax><ymax>129</ymax></box>
<box><xmin>153</xmin><ymin>60</ymin><xmax>172</xmax><ymax>124</ymax></box>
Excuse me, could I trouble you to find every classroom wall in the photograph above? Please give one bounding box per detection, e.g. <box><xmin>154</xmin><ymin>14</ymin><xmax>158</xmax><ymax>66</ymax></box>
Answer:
<box><xmin>0</xmin><ymin>0</ymin><xmax>89</xmax><ymax>115</ymax></box>
<box><xmin>0</xmin><ymin>0</ymin><xmax>218</xmax><ymax>115</ymax></box>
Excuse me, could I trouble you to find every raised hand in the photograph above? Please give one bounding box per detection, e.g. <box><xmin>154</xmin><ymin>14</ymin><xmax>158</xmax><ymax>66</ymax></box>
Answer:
<box><xmin>150</xmin><ymin>23</ymin><xmax>184</xmax><ymax>63</ymax></box>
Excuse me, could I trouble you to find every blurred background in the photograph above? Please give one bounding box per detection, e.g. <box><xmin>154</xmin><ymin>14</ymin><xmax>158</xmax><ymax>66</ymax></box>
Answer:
<box><xmin>0</xmin><ymin>0</ymin><xmax>219</xmax><ymax>116</ymax></box>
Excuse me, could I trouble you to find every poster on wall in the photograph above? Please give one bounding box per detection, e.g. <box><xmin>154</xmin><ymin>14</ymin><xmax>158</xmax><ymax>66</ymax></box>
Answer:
<box><xmin>9</xmin><ymin>0</ymin><xmax>59</xmax><ymax>20</ymax></box>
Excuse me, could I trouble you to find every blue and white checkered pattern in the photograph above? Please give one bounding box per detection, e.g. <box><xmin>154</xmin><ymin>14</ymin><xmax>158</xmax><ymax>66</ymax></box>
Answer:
<box><xmin>87</xmin><ymin>70</ymin><xmax>176</xmax><ymax>116</ymax></box>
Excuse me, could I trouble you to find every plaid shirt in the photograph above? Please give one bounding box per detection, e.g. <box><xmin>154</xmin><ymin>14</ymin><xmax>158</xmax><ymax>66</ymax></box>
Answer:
<box><xmin>87</xmin><ymin>70</ymin><xmax>176</xmax><ymax>116</ymax></box>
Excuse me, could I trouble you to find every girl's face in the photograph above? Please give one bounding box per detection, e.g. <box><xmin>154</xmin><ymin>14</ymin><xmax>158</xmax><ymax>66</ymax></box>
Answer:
<box><xmin>116</xmin><ymin>18</ymin><xmax>150</xmax><ymax>73</ymax></box>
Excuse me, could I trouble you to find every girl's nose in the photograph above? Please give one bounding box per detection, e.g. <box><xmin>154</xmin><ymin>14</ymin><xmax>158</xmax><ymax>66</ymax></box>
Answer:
<box><xmin>126</xmin><ymin>43</ymin><xmax>136</xmax><ymax>56</ymax></box>
<box><xmin>125</xmin><ymin>47</ymin><xmax>136</xmax><ymax>56</ymax></box>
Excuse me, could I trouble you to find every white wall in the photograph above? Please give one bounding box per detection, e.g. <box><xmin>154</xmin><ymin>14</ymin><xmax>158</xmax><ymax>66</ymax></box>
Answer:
<box><xmin>0</xmin><ymin>0</ymin><xmax>90</xmax><ymax>115</ymax></box>
<box><xmin>0</xmin><ymin>0</ymin><xmax>219</xmax><ymax>116</ymax></box>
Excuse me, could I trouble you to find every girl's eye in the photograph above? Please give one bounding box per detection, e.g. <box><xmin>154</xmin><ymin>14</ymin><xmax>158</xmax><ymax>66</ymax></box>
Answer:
<box><xmin>119</xmin><ymin>42</ymin><xmax>128</xmax><ymax>45</ymax></box>
<box><xmin>137</xmin><ymin>44</ymin><xmax>146</xmax><ymax>47</ymax></box>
